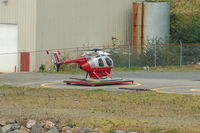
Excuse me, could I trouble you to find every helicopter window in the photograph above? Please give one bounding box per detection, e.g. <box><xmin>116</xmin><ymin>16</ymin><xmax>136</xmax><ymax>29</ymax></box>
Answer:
<box><xmin>98</xmin><ymin>58</ymin><xmax>104</xmax><ymax>67</ymax></box>
<box><xmin>105</xmin><ymin>57</ymin><xmax>112</xmax><ymax>67</ymax></box>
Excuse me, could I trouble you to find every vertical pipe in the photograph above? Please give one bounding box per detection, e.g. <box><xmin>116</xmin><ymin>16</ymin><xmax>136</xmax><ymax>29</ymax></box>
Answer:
<box><xmin>132</xmin><ymin>3</ymin><xmax>139</xmax><ymax>49</ymax></box>
<box><xmin>179</xmin><ymin>40</ymin><xmax>183</xmax><ymax>66</ymax></box>
<box><xmin>77</xmin><ymin>48</ymin><xmax>79</xmax><ymax>69</ymax></box>
<box><xmin>14</xmin><ymin>65</ymin><xmax>16</xmax><ymax>72</ymax></box>
<box><xmin>141</xmin><ymin>2</ymin><xmax>145</xmax><ymax>51</ymax></box>
<box><xmin>154</xmin><ymin>44</ymin><xmax>157</xmax><ymax>67</ymax></box>
<box><xmin>128</xmin><ymin>45</ymin><xmax>131</xmax><ymax>68</ymax></box>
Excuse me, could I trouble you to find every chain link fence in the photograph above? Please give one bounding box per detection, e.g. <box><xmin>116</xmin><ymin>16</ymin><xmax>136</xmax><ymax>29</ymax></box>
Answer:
<box><xmin>1</xmin><ymin>43</ymin><xmax>200</xmax><ymax>72</ymax></box>
<box><xmin>110</xmin><ymin>43</ymin><xmax>200</xmax><ymax>68</ymax></box>
<box><xmin>42</xmin><ymin>43</ymin><xmax>200</xmax><ymax>71</ymax></box>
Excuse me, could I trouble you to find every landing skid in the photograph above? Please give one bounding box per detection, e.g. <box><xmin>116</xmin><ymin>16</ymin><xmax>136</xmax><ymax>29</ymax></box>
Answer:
<box><xmin>64</xmin><ymin>77</ymin><xmax>134</xmax><ymax>86</ymax></box>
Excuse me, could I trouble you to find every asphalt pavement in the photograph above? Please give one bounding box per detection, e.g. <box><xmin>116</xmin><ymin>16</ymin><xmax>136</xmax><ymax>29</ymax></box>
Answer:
<box><xmin>0</xmin><ymin>71</ymin><xmax>200</xmax><ymax>95</ymax></box>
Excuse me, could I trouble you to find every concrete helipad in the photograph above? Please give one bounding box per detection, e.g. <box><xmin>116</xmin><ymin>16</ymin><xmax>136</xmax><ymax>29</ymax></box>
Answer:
<box><xmin>0</xmin><ymin>71</ymin><xmax>200</xmax><ymax>95</ymax></box>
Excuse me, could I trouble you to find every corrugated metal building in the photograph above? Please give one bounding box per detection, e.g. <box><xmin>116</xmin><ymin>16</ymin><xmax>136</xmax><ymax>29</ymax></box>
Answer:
<box><xmin>0</xmin><ymin>0</ymin><xmax>36</xmax><ymax>72</ymax></box>
<box><xmin>0</xmin><ymin>0</ymin><xmax>146</xmax><ymax>72</ymax></box>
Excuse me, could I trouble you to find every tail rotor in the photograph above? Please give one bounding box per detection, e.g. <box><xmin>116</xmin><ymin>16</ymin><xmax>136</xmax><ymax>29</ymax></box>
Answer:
<box><xmin>46</xmin><ymin>50</ymin><xmax>61</xmax><ymax>72</ymax></box>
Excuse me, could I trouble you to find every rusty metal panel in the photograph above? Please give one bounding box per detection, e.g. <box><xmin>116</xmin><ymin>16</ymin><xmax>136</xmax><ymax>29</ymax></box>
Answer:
<box><xmin>132</xmin><ymin>2</ymin><xmax>143</xmax><ymax>52</ymax></box>
<box><xmin>132</xmin><ymin>2</ymin><xmax>139</xmax><ymax>49</ymax></box>
<box><xmin>132</xmin><ymin>2</ymin><xmax>170</xmax><ymax>52</ymax></box>
<box><xmin>141</xmin><ymin>2</ymin><xmax>145</xmax><ymax>50</ymax></box>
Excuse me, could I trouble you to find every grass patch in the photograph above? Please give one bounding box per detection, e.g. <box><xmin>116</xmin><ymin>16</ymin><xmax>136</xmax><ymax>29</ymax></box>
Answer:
<box><xmin>113</xmin><ymin>67</ymin><xmax>144</xmax><ymax>72</ymax></box>
<box><xmin>0</xmin><ymin>85</ymin><xmax>200</xmax><ymax>132</ymax></box>
<box><xmin>42</xmin><ymin>68</ymin><xmax>84</xmax><ymax>74</ymax></box>
<box><xmin>113</xmin><ymin>65</ymin><xmax>200</xmax><ymax>72</ymax></box>
<box><xmin>74</xmin><ymin>117</ymin><xmax>148</xmax><ymax>132</ymax></box>
<box><xmin>149</xmin><ymin>65</ymin><xmax>200</xmax><ymax>72</ymax></box>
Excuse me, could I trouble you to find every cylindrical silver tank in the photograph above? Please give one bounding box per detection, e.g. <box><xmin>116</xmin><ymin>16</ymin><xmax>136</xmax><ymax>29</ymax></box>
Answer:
<box><xmin>132</xmin><ymin>2</ymin><xmax>170</xmax><ymax>51</ymax></box>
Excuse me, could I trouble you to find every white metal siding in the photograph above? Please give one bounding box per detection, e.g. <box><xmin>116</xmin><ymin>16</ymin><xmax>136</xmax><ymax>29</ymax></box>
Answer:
<box><xmin>143</xmin><ymin>2</ymin><xmax>170</xmax><ymax>43</ymax></box>
<box><xmin>0</xmin><ymin>24</ymin><xmax>18</xmax><ymax>72</ymax></box>
<box><xmin>36</xmin><ymin>0</ymin><xmax>144</xmax><ymax>68</ymax></box>
<box><xmin>0</xmin><ymin>0</ymin><xmax>37</xmax><ymax>71</ymax></box>
<box><xmin>36</xmin><ymin>0</ymin><xmax>143</xmax><ymax>50</ymax></box>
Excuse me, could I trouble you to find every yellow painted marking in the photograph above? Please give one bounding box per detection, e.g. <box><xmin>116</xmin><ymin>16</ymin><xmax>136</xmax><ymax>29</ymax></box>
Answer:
<box><xmin>41</xmin><ymin>81</ymin><xmax>142</xmax><ymax>89</ymax></box>
<box><xmin>190</xmin><ymin>89</ymin><xmax>200</xmax><ymax>92</ymax></box>
<box><xmin>152</xmin><ymin>86</ymin><xmax>200</xmax><ymax>95</ymax></box>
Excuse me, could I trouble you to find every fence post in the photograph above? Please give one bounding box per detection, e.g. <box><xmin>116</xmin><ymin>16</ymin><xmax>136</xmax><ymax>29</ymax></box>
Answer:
<box><xmin>128</xmin><ymin>45</ymin><xmax>131</xmax><ymax>68</ymax></box>
<box><xmin>179</xmin><ymin>40</ymin><xmax>183</xmax><ymax>66</ymax></box>
<box><xmin>77</xmin><ymin>48</ymin><xmax>79</xmax><ymax>69</ymax></box>
<box><xmin>154</xmin><ymin>44</ymin><xmax>157</xmax><ymax>67</ymax></box>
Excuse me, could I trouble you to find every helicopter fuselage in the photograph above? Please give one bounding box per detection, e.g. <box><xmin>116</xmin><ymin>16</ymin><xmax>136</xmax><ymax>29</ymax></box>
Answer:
<box><xmin>46</xmin><ymin>50</ymin><xmax>134</xmax><ymax>85</ymax></box>
<box><xmin>59</xmin><ymin>56</ymin><xmax>113</xmax><ymax>79</ymax></box>
<box><xmin>47</xmin><ymin>50</ymin><xmax>113</xmax><ymax>79</ymax></box>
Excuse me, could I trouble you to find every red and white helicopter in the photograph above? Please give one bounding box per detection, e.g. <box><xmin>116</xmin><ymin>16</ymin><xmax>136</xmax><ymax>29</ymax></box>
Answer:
<box><xmin>46</xmin><ymin>49</ymin><xmax>133</xmax><ymax>86</ymax></box>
